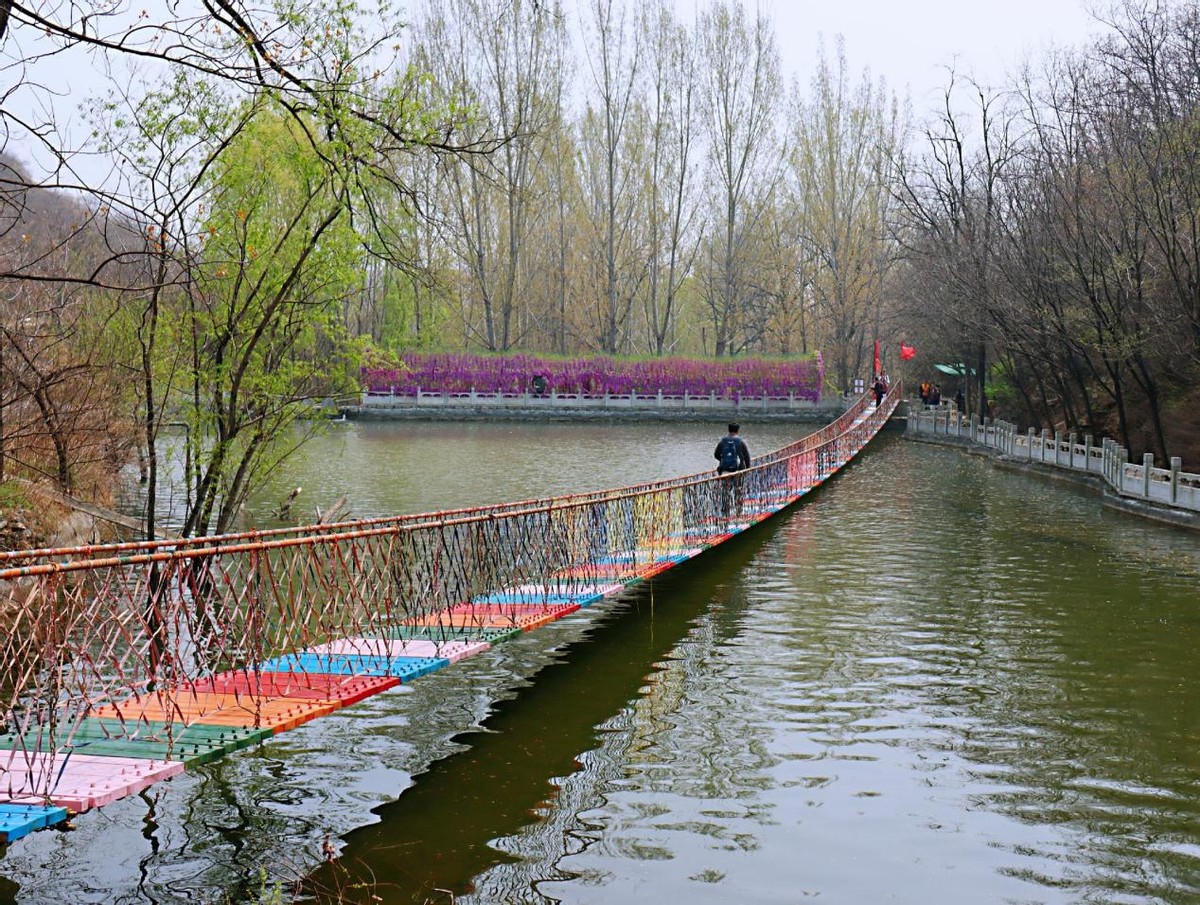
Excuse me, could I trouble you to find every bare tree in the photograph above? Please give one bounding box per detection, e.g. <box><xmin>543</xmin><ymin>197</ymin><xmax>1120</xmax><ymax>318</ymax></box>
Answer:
<box><xmin>893</xmin><ymin>74</ymin><xmax>1016</xmax><ymax>418</ymax></box>
<box><xmin>639</xmin><ymin>0</ymin><xmax>700</xmax><ymax>355</ymax></box>
<box><xmin>695</xmin><ymin>0</ymin><xmax>782</xmax><ymax>356</ymax></box>
<box><xmin>414</xmin><ymin>0</ymin><xmax>567</xmax><ymax>351</ymax></box>
<box><xmin>791</xmin><ymin>40</ymin><xmax>900</xmax><ymax>391</ymax></box>
<box><xmin>574</xmin><ymin>0</ymin><xmax>645</xmax><ymax>353</ymax></box>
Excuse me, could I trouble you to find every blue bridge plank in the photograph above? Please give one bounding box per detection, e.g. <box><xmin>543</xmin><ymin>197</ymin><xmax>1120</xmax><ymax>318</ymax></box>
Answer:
<box><xmin>257</xmin><ymin>652</ymin><xmax>448</xmax><ymax>682</ymax></box>
<box><xmin>0</xmin><ymin>804</ymin><xmax>70</xmax><ymax>842</ymax></box>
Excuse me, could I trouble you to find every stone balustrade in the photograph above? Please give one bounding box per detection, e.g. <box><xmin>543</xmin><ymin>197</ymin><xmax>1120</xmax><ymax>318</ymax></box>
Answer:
<box><xmin>907</xmin><ymin>407</ymin><xmax>1200</xmax><ymax>514</ymax></box>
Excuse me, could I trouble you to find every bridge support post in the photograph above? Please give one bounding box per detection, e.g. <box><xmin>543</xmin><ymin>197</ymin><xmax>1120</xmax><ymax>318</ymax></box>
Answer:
<box><xmin>1171</xmin><ymin>457</ymin><xmax>1182</xmax><ymax>503</ymax></box>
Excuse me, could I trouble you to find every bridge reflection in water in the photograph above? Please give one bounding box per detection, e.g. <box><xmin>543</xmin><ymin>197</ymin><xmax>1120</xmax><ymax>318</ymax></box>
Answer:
<box><xmin>0</xmin><ymin>390</ymin><xmax>897</xmax><ymax>844</ymax></box>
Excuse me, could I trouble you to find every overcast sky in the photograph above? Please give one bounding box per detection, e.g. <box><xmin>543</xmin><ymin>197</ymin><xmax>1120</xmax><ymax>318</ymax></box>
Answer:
<box><xmin>3</xmin><ymin>0</ymin><xmax>1106</xmax><ymax>181</ymax></box>
<box><xmin>738</xmin><ymin>0</ymin><xmax>1102</xmax><ymax>113</ymax></box>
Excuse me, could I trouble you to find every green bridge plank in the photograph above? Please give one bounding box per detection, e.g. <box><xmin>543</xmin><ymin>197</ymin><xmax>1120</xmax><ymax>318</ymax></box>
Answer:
<box><xmin>0</xmin><ymin>719</ymin><xmax>270</xmax><ymax>767</ymax></box>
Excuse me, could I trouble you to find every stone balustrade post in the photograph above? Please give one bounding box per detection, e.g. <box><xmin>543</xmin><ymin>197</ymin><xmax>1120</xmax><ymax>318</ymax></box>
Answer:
<box><xmin>1041</xmin><ymin>429</ymin><xmax>1051</xmax><ymax>462</ymax></box>
<box><xmin>1068</xmin><ymin>432</ymin><xmax>1077</xmax><ymax>468</ymax></box>
<box><xmin>1054</xmin><ymin>430</ymin><xmax>1063</xmax><ymax>466</ymax></box>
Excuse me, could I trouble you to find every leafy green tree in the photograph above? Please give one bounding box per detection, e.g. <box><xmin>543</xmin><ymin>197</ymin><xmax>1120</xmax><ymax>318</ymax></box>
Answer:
<box><xmin>180</xmin><ymin>104</ymin><xmax>365</xmax><ymax>536</ymax></box>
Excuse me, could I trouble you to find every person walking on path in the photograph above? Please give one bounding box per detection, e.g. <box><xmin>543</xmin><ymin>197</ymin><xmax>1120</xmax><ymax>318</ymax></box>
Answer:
<box><xmin>714</xmin><ymin>422</ymin><xmax>751</xmax><ymax>474</ymax></box>
<box><xmin>714</xmin><ymin>423</ymin><xmax>751</xmax><ymax>518</ymax></box>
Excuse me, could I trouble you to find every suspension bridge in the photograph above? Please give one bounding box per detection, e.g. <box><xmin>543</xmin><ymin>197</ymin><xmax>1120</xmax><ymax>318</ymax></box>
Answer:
<box><xmin>0</xmin><ymin>389</ymin><xmax>899</xmax><ymax>844</ymax></box>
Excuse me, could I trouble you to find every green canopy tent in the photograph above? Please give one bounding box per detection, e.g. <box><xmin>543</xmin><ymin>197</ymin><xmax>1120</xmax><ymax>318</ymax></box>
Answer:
<box><xmin>933</xmin><ymin>363</ymin><xmax>976</xmax><ymax>377</ymax></box>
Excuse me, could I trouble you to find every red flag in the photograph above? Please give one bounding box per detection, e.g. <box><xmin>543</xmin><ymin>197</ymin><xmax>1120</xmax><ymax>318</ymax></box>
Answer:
<box><xmin>900</xmin><ymin>342</ymin><xmax>916</xmax><ymax>361</ymax></box>
<box><xmin>873</xmin><ymin>339</ymin><xmax>881</xmax><ymax>376</ymax></box>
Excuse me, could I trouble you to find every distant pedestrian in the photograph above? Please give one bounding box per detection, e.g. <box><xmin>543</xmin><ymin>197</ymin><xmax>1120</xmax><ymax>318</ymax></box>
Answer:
<box><xmin>955</xmin><ymin>389</ymin><xmax>965</xmax><ymax>413</ymax></box>
<box><xmin>872</xmin><ymin>376</ymin><xmax>885</xmax><ymax>407</ymax></box>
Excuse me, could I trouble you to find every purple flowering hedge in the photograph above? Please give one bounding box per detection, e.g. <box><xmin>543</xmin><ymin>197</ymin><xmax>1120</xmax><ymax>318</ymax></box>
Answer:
<box><xmin>363</xmin><ymin>352</ymin><xmax>825</xmax><ymax>401</ymax></box>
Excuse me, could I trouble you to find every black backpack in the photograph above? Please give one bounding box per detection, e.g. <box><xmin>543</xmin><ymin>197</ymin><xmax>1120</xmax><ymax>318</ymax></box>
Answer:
<box><xmin>718</xmin><ymin>436</ymin><xmax>741</xmax><ymax>471</ymax></box>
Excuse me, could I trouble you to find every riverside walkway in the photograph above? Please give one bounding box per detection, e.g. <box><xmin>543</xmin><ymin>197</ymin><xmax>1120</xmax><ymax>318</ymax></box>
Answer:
<box><xmin>0</xmin><ymin>389</ymin><xmax>898</xmax><ymax>844</ymax></box>
<box><xmin>907</xmin><ymin>407</ymin><xmax>1200</xmax><ymax>526</ymax></box>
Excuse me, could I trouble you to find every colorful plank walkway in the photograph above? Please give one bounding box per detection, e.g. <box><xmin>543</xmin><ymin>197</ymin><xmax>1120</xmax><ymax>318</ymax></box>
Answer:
<box><xmin>0</xmin><ymin>401</ymin><xmax>887</xmax><ymax>843</ymax></box>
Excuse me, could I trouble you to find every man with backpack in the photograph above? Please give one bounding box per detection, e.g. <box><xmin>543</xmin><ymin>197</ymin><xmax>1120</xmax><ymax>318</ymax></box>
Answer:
<box><xmin>714</xmin><ymin>422</ymin><xmax>751</xmax><ymax>474</ymax></box>
<box><xmin>714</xmin><ymin>423</ymin><xmax>751</xmax><ymax>518</ymax></box>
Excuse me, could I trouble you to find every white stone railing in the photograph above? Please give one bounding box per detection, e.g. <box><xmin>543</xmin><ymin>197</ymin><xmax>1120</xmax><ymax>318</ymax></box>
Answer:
<box><xmin>907</xmin><ymin>407</ymin><xmax>1200</xmax><ymax>513</ymax></box>
<box><xmin>359</xmin><ymin>387</ymin><xmax>827</xmax><ymax>413</ymax></box>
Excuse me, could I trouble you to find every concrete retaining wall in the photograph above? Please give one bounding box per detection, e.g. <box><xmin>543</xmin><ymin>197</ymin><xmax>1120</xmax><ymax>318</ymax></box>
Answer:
<box><xmin>347</xmin><ymin>389</ymin><xmax>846</xmax><ymax>424</ymax></box>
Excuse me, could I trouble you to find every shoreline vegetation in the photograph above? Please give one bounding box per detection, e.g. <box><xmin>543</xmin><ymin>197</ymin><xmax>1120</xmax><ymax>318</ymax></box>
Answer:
<box><xmin>362</xmin><ymin>352</ymin><xmax>825</xmax><ymax>401</ymax></box>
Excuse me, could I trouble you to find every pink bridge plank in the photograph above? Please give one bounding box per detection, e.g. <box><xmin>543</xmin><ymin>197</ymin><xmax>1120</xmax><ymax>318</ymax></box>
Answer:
<box><xmin>1</xmin><ymin>750</ymin><xmax>183</xmax><ymax>812</ymax></box>
<box><xmin>312</xmin><ymin>637</ymin><xmax>491</xmax><ymax>663</ymax></box>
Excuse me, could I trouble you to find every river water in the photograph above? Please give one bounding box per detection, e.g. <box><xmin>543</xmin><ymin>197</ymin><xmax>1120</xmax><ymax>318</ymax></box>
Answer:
<box><xmin>4</xmin><ymin>421</ymin><xmax>1200</xmax><ymax>903</ymax></box>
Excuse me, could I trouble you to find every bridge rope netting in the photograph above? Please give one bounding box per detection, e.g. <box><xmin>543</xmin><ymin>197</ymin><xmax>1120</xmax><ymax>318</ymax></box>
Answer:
<box><xmin>0</xmin><ymin>389</ymin><xmax>898</xmax><ymax>841</ymax></box>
